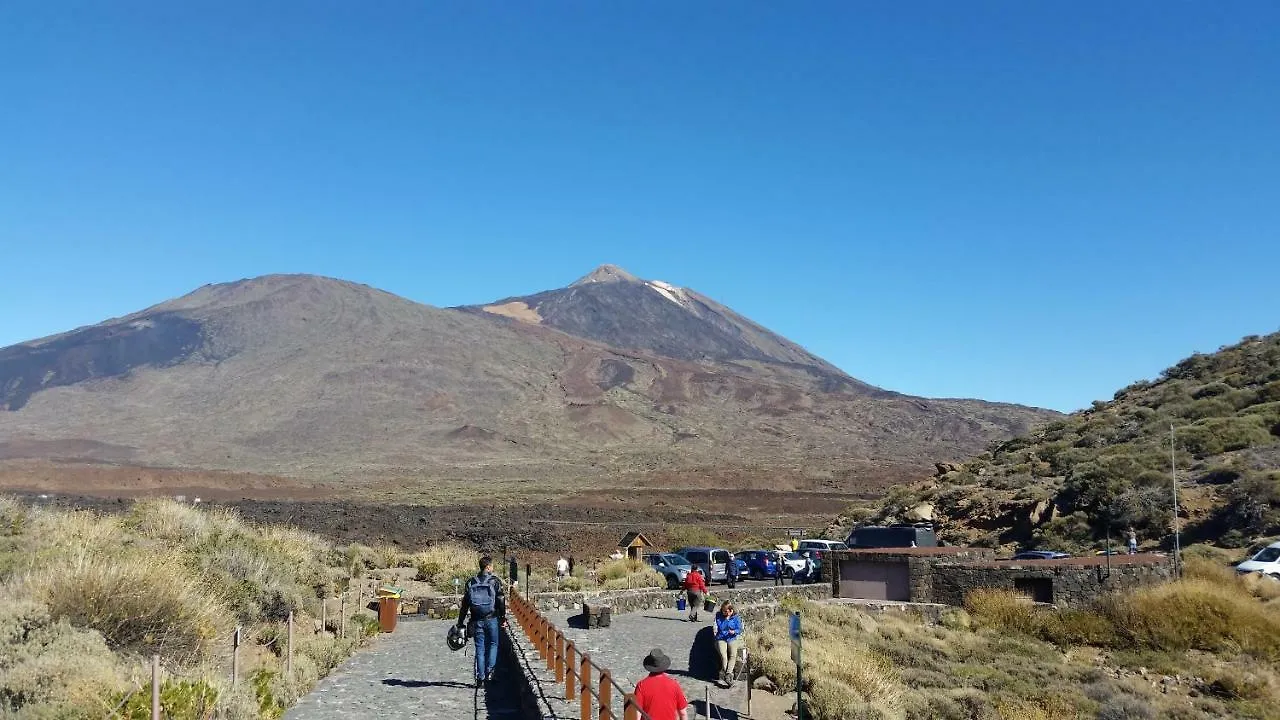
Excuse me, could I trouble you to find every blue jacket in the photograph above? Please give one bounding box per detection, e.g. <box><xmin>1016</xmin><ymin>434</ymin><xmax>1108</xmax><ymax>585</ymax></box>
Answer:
<box><xmin>714</xmin><ymin>613</ymin><xmax>743</xmax><ymax>642</ymax></box>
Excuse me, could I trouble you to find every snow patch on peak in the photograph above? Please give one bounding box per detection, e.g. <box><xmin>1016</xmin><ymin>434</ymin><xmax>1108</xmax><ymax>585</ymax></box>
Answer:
<box><xmin>646</xmin><ymin>280</ymin><xmax>691</xmax><ymax>309</ymax></box>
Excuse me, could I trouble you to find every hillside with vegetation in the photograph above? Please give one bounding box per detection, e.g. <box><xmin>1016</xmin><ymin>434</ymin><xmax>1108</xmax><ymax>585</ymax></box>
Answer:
<box><xmin>867</xmin><ymin>332</ymin><xmax>1280</xmax><ymax>553</ymax></box>
<box><xmin>0</xmin><ymin>497</ymin><xmax>471</xmax><ymax>719</ymax></box>
<box><xmin>752</xmin><ymin>558</ymin><xmax>1280</xmax><ymax>719</ymax></box>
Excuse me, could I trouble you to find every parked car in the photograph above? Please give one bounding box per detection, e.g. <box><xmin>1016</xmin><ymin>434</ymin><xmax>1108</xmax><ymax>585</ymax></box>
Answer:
<box><xmin>732</xmin><ymin>556</ymin><xmax>749</xmax><ymax>580</ymax></box>
<box><xmin>846</xmin><ymin>524</ymin><xmax>937</xmax><ymax>549</ymax></box>
<box><xmin>1012</xmin><ymin>550</ymin><xmax>1071</xmax><ymax>560</ymax></box>
<box><xmin>736</xmin><ymin>550</ymin><xmax>779</xmax><ymax>580</ymax></box>
<box><xmin>1236</xmin><ymin>542</ymin><xmax>1280</xmax><ymax>577</ymax></box>
<box><xmin>798</xmin><ymin>539</ymin><xmax>848</xmax><ymax>562</ymax></box>
<box><xmin>674</xmin><ymin>546</ymin><xmax>733</xmax><ymax>583</ymax></box>
<box><xmin>643</xmin><ymin>553</ymin><xmax>692</xmax><ymax>589</ymax></box>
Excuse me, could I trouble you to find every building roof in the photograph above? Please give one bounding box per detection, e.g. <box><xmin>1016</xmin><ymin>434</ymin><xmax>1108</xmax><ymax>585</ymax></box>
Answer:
<box><xmin>960</xmin><ymin>553</ymin><xmax>1171</xmax><ymax>569</ymax></box>
<box><xmin>618</xmin><ymin>531</ymin><xmax>652</xmax><ymax>548</ymax></box>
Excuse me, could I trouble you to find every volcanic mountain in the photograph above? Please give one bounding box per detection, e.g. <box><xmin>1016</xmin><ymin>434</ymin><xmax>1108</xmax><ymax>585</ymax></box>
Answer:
<box><xmin>0</xmin><ymin>270</ymin><xmax>1057</xmax><ymax>490</ymax></box>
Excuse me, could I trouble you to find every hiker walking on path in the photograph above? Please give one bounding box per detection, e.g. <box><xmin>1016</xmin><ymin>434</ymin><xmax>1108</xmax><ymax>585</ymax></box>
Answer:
<box><xmin>456</xmin><ymin>555</ymin><xmax>506</xmax><ymax>687</ymax></box>
<box><xmin>508</xmin><ymin>554</ymin><xmax>519</xmax><ymax>589</ymax></box>
<box><xmin>1128</xmin><ymin>528</ymin><xmax>1138</xmax><ymax>555</ymax></box>
<box><xmin>568</xmin><ymin>555</ymin><xmax>575</xmax><ymax>575</ymax></box>
<box><xmin>682</xmin><ymin>565</ymin><xmax>708</xmax><ymax>622</ymax></box>
<box><xmin>634</xmin><ymin>649</ymin><xmax>689</xmax><ymax>720</ymax></box>
<box><xmin>556</xmin><ymin>556</ymin><xmax>570</xmax><ymax>579</ymax></box>
<box><xmin>714</xmin><ymin>601</ymin><xmax>744</xmax><ymax>687</ymax></box>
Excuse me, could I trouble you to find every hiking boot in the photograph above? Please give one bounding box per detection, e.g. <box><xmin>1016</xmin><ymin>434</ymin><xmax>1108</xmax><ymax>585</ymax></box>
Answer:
<box><xmin>485</xmin><ymin>671</ymin><xmax>495</xmax><ymax>684</ymax></box>
<box><xmin>475</xmin><ymin>678</ymin><xmax>485</xmax><ymax>689</ymax></box>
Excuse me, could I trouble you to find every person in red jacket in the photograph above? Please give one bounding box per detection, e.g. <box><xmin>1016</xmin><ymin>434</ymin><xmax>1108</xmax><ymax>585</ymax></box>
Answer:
<box><xmin>682</xmin><ymin>566</ymin><xmax>708</xmax><ymax>622</ymax></box>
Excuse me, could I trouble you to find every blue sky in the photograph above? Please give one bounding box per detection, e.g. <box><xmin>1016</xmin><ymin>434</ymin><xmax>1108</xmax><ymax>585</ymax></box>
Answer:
<box><xmin>2</xmin><ymin>2</ymin><xmax>1277</xmax><ymax>412</ymax></box>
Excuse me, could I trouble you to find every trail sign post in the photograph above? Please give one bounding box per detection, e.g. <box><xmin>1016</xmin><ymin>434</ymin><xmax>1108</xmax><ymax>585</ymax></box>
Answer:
<box><xmin>790</xmin><ymin>611</ymin><xmax>803</xmax><ymax>719</ymax></box>
<box><xmin>786</xmin><ymin>529</ymin><xmax>804</xmax><ymax>538</ymax></box>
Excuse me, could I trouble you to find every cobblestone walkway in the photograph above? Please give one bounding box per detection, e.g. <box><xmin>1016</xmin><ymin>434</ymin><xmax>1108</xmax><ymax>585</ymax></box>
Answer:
<box><xmin>284</xmin><ymin>618</ymin><xmax>523</xmax><ymax>720</ymax></box>
<box><xmin>544</xmin><ymin>607</ymin><xmax>749</xmax><ymax>719</ymax></box>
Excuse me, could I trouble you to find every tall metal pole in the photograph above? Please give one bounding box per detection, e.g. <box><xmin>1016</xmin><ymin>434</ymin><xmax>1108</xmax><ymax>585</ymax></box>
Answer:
<box><xmin>1170</xmin><ymin>424</ymin><xmax>1182</xmax><ymax>577</ymax></box>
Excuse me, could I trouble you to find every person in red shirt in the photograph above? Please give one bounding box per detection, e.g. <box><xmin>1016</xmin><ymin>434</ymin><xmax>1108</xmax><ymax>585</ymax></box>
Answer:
<box><xmin>633</xmin><ymin>648</ymin><xmax>689</xmax><ymax>720</ymax></box>
<box><xmin>682</xmin><ymin>566</ymin><xmax>708</xmax><ymax>622</ymax></box>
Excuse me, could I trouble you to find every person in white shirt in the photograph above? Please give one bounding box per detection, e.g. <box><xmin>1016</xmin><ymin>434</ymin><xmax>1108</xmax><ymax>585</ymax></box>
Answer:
<box><xmin>556</xmin><ymin>556</ymin><xmax>570</xmax><ymax>579</ymax></box>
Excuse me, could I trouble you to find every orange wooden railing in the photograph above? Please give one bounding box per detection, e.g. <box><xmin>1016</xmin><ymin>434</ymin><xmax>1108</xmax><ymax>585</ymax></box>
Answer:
<box><xmin>509</xmin><ymin>589</ymin><xmax>652</xmax><ymax>720</ymax></box>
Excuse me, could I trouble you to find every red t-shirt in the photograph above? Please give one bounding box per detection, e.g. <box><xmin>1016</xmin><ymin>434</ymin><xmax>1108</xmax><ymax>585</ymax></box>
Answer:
<box><xmin>634</xmin><ymin>673</ymin><xmax>688</xmax><ymax>720</ymax></box>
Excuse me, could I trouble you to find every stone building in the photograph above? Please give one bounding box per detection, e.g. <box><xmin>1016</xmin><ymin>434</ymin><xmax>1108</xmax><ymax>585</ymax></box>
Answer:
<box><xmin>830</xmin><ymin>548</ymin><xmax>1174</xmax><ymax>608</ymax></box>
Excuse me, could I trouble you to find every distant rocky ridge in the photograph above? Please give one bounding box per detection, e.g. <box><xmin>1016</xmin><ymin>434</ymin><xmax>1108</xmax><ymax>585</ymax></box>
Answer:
<box><xmin>0</xmin><ymin>270</ymin><xmax>1057</xmax><ymax>488</ymax></box>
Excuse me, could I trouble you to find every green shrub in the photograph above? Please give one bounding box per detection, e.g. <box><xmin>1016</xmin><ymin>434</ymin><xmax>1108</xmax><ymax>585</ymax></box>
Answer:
<box><xmin>663</xmin><ymin>524</ymin><xmax>727</xmax><ymax>549</ymax></box>
<box><xmin>1178</xmin><ymin>416</ymin><xmax>1272</xmax><ymax>457</ymax></box>
<box><xmin>0</xmin><ymin>598</ymin><xmax>124</xmax><ymax>717</ymax></box>
<box><xmin>350</xmin><ymin>613</ymin><xmax>380</xmax><ymax>638</ymax></box>
<box><xmin>113</xmin><ymin>678</ymin><xmax>219</xmax><ymax>720</ymax></box>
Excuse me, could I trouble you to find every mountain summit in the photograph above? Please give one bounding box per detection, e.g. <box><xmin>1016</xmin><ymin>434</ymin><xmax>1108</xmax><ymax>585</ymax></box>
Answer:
<box><xmin>466</xmin><ymin>266</ymin><xmax>861</xmax><ymax>391</ymax></box>
<box><xmin>570</xmin><ymin>264</ymin><xmax>641</xmax><ymax>286</ymax></box>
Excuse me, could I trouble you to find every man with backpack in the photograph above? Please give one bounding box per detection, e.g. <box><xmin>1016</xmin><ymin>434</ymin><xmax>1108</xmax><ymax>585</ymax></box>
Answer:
<box><xmin>456</xmin><ymin>555</ymin><xmax>506</xmax><ymax>687</ymax></box>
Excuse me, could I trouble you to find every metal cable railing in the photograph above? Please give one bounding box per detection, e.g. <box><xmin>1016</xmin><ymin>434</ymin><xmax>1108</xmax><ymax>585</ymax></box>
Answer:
<box><xmin>509</xmin><ymin>589</ymin><xmax>652</xmax><ymax>720</ymax></box>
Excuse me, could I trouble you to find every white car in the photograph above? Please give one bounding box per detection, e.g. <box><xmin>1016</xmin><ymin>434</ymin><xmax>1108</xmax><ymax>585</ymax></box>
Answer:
<box><xmin>1236</xmin><ymin>542</ymin><xmax>1280</xmax><ymax>577</ymax></box>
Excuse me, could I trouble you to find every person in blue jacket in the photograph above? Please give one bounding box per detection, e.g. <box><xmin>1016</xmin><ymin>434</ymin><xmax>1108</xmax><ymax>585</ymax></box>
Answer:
<box><xmin>714</xmin><ymin>601</ymin><xmax>745</xmax><ymax>687</ymax></box>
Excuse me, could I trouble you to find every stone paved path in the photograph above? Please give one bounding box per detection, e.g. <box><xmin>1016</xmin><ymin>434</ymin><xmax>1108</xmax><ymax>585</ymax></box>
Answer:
<box><xmin>284</xmin><ymin>618</ymin><xmax>523</xmax><ymax>720</ymax></box>
<box><xmin>544</xmin><ymin>607</ymin><xmax>750</xmax><ymax>719</ymax></box>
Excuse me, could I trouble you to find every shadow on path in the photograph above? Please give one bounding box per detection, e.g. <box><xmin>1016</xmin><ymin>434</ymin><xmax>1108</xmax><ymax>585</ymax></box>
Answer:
<box><xmin>639</xmin><ymin>615</ymin><xmax>695</xmax><ymax>623</ymax></box>
<box><xmin>381</xmin><ymin>678</ymin><xmax>473</xmax><ymax>689</ymax></box>
<box><xmin>691</xmin><ymin>699</ymin><xmax>740</xmax><ymax>720</ymax></box>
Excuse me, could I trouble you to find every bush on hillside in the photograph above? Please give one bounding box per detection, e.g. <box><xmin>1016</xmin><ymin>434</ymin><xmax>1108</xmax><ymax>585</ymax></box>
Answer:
<box><xmin>0</xmin><ymin>598</ymin><xmax>124</xmax><ymax>717</ymax></box>
<box><xmin>26</xmin><ymin>552</ymin><xmax>229</xmax><ymax>663</ymax></box>
<box><xmin>1178</xmin><ymin>416</ymin><xmax>1273</xmax><ymax>457</ymax></box>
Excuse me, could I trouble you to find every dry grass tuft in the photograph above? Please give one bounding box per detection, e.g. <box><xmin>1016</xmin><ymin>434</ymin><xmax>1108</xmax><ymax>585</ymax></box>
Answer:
<box><xmin>594</xmin><ymin>559</ymin><xmax>664</xmax><ymax>590</ymax></box>
<box><xmin>408</xmin><ymin>543</ymin><xmax>478</xmax><ymax>592</ymax></box>
<box><xmin>22</xmin><ymin>551</ymin><xmax>229</xmax><ymax>663</ymax></box>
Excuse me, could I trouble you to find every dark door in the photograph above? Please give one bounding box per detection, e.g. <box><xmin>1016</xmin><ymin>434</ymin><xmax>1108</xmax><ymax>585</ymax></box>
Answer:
<box><xmin>838</xmin><ymin>561</ymin><xmax>910</xmax><ymax>601</ymax></box>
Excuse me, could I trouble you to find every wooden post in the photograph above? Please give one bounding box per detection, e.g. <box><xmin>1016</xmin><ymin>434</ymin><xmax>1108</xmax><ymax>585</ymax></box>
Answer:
<box><xmin>555</xmin><ymin>633</ymin><xmax>565</xmax><ymax>683</ymax></box>
<box><xmin>543</xmin><ymin>620</ymin><xmax>553</xmax><ymax>669</ymax></box>
<box><xmin>565</xmin><ymin>642</ymin><xmax>577</xmax><ymax>701</ymax></box>
<box><xmin>340</xmin><ymin>593</ymin><xmax>347</xmax><ymax>639</ymax></box>
<box><xmin>150</xmin><ymin>654</ymin><xmax>160</xmax><ymax>720</ymax></box>
<box><xmin>623</xmin><ymin>693</ymin><xmax>639</xmax><ymax>720</ymax></box>
<box><xmin>357</xmin><ymin>585</ymin><xmax>363</xmax><ymax>616</ymax></box>
<box><xmin>579</xmin><ymin>655</ymin><xmax>591</xmax><ymax>720</ymax></box>
<box><xmin>231</xmin><ymin>626</ymin><xmax>241</xmax><ymax>687</ymax></box>
<box><xmin>287</xmin><ymin>612</ymin><xmax>294</xmax><ymax>677</ymax></box>
<box><xmin>321</xmin><ymin>597</ymin><xmax>327</xmax><ymax>635</ymax></box>
<box><xmin>598</xmin><ymin>670</ymin><xmax>612</xmax><ymax>720</ymax></box>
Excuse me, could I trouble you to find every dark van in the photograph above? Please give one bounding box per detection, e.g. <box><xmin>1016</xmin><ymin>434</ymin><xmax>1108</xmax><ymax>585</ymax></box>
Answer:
<box><xmin>845</xmin><ymin>525</ymin><xmax>937</xmax><ymax>549</ymax></box>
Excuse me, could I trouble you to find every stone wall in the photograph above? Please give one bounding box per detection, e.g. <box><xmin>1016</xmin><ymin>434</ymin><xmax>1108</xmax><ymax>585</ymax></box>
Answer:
<box><xmin>828</xmin><ymin>547</ymin><xmax>996</xmax><ymax>602</ymax></box>
<box><xmin>521</xmin><ymin>583</ymin><xmax>831</xmax><ymax>615</ymax></box>
<box><xmin>932</xmin><ymin>554</ymin><xmax>1175</xmax><ymax>608</ymax></box>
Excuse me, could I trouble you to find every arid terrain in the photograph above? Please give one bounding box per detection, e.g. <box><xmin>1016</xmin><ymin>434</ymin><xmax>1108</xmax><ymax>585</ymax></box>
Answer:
<box><xmin>0</xmin><ymin>268</ymin><xmax>1056</xmax><ymax>545</ymax></box>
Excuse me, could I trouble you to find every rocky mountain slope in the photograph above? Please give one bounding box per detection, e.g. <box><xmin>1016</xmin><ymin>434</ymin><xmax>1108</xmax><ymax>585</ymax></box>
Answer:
<box><xmin>0</xmin><ymin>272</ymin><xmax>1056</xmax><ymax>488</ymax></box>
<box><xmin>869</xmin><ymin>332</ymin><xmax>1280</xmax><ymax>550</ymax></box>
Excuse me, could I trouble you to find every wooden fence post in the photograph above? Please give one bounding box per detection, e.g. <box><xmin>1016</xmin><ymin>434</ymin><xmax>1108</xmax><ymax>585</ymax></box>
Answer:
<box><xmin>340</xmin><ymin>593</ymin><xmax>347</xmax><ymax>639</ymax></box>
<box><xmin>287</xmin><ymin>612</ymin><xmax>294</xmax><ymax>677</ymax></box>
<box><xmin>579</xmin><ymin>655</ymin><xmax>592</xmax><ymax>720</ymax></box>
<box><xmin>150</xmin><ymin>654</ymin><xmax>160</xmax><ymax>720</ymax></box>
<box><xmin>321</xmin><ymin>597</ymin><xmax>327</xmax><ymax>635</ymax></box>
<box><xmin>623</xmin><ymin>693</ymin><xmax>639</xmax><ymax>720</ymax></box>
<box><xmin>565</xmin><ymin>642</ymin><xmax>577</xmax><ymax>701</ymax></box>
<box><xmin>555</xmin><ymin>633</ymin><xmax>565</xmax><ymax>683</ymax></box>
<box><xmin>231</xmin><ymin>626</ymin><xmax>241</xmax><ymax>687</ymax></box>
<box><xmin>598</xmin><ymin>670</ymin><xmax>612</xmax><ymax>720</ymax></box>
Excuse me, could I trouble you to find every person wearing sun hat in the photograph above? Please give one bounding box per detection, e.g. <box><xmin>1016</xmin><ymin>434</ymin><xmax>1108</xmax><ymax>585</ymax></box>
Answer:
<box><xmin>633</xmin><ymin>648</ymin><xmax>689</xmax><ymax>720</ymax></box>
